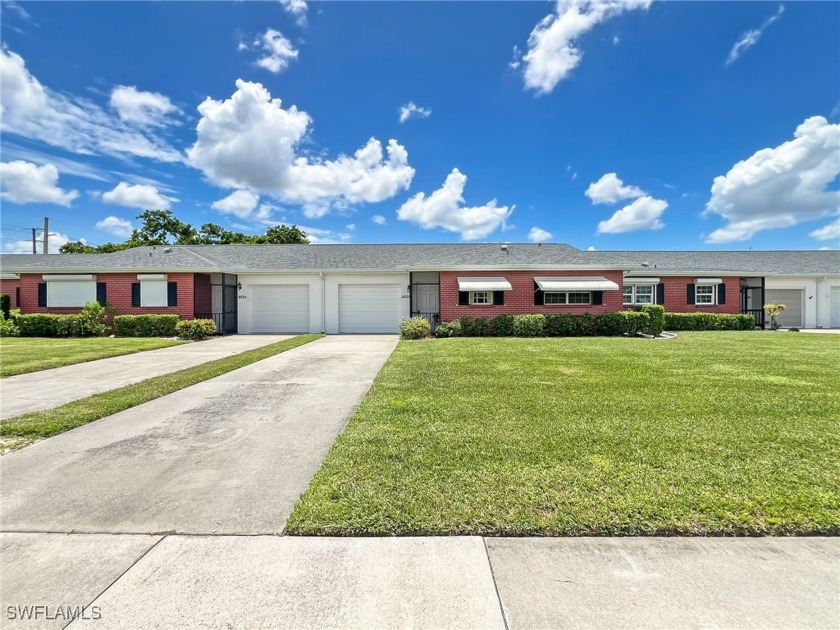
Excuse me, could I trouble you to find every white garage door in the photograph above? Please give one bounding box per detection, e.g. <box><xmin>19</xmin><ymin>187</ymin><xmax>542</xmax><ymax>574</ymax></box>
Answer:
<box><xmin>250</xmin><ymin>285</ymin><xmax>310</xmax><ymax>333</ymax></box>
<box><xmin>339</xmin><ymin>284</ymin><xmax>402</xmax><ymax>333</ymax></box>
<box><xmin>765</xmin><ymin>289</ymin><xmax>803</xmax><ymax>328</ymax></box>
<box><xmin>830</xmin><ymin>287</ymin><xmax>840</xmax><ymax>328</ymax></box>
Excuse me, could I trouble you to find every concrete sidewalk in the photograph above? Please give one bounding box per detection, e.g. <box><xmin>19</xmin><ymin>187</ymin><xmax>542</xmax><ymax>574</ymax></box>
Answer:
<box><xmin>1</xmin><ymin>534</ymin><xmax>836</xmax><ymax>629</ymax></box>
<box><xmin>0</xmin><ymin>334</ymin><xmax>291</xmax><ymax>419</ymax></box>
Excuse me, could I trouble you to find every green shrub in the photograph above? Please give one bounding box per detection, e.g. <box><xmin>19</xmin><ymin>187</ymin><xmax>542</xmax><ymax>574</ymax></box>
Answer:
<box><xmin>634</xmin><ymin>304</ymin><xmax>665</xmax><ymax>336</ymax></box>
<box><xmin>458</xmin><ymin>316</ymin><xmax>492</xmax><ymax>337</ymax></box>
<box><xmin>0</xmin><ymin>293</ymin><xmax>10</xmax><ymax>320</ymax></box>
<box><xmin>114</xmin><ymin>314</ymin><xmax>181</xmax><ymax>337</ymax></box>
<box><xmin>399</xmin><ymin>316</ymin><xmax>431</xmax><ymax>340</ymax></box>
<box><xmin>493</xmin><ymin>314</ymin><xmax>515</xmax><ymax>337</ymax></box>
<box><xmin>16</xmin><ymin>314</ymin><xmax>79</xmax><ymax>337</ymax></box>
<box><xmin>595</xmin><ymin>311</ymin><xmax>650</xmax><ymax>336</ymax></box>
<box><xmin>513</xmin><ymin>314</ymin><xmax>546</xmax><ymax>337</ymax></box>
<box><xmin>77</xmin><ymin>302</ymin><xmax>111</xmax><ymax>337</ymax></box>
<box><xmin>434</xmin><ymin>321</ymin><xmax>461</xmax><ymax>338</ymax></box>
<box><xmin>544</xmin><ymin>313</ymin><xmax>596</xmax><ymax>337</ymax></box>
<box><xmin>176</xmin><ymin>319</ymin><xmax>217</xmax><ymax>340</ymax></box>
<box><xmin>664</xmin><ymin>313</ymin><xmax>755</xmax><ymax>331</ymax></box>
<box><xmin>0</xmin><ymin>317</ymin><xmax>19</xmax><ymax>337</ymax></box>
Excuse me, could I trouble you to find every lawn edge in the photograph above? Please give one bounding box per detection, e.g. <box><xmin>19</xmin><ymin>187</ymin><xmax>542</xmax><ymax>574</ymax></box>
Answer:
<box><xmin>0</xmin><ymin>337</ymin><xmax>186</xmax><ymax>379</ymax></box>
<box><xmin>0</xmin><ymin>333</ymin><xmax>324</xmax><ymax>451</ymax></box>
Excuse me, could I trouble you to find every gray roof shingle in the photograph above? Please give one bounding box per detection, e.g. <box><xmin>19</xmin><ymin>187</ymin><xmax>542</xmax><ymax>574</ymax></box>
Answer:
<box><xmin>1</xmin><ymin>243</ymin><xmax>837</xmax><ymax>276</ymax></box>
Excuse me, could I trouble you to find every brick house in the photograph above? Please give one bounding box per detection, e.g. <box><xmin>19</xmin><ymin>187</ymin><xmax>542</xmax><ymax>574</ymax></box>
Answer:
<box><xmin>1</xmin><ymin>244</ymin><xmax>838</xmax><ymax>332</ymax></box>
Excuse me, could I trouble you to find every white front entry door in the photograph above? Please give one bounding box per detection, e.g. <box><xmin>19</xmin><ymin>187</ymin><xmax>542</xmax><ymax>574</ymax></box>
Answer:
<box><xmin>415</xmin><ymin>284</ymin><xmax>439</xmax><ymax>313</ymax></box>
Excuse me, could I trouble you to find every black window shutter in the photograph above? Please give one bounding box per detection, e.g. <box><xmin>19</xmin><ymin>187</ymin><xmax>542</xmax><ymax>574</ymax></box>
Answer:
<box><xmin>15</xmin><ymin>287</ymin><xmax>20</xmax><ymax>307</ymax></box>
<box><xmin>167</xmin><ymin>282</ymin><xmax>178</xmax><ymax>307</ymax></box>
<box><xmin>458</xmin><ymin>291</ymin><xmax>469</xmax><ymax>306</ymax></box>
<box><xmin>717</xmin><ymin>283</ymin><xmax>726</xmax><ymax>305</ymax></box>
<box><xmin>131</xmin><ymin>283</ymin><xmax>141</xmax><ymax>307</ymax></box>
<box><xmin>687</xmin><ymin>284</ymin><xmax>695</xmax><ymax>305</ymax></box>
<box><xmin>656</xmin><ymin>283</ymin><xmax>665</xmax><ymax>306</ymax></box>
<box><xmin>37</xmin><ymin>283</ymin><xmax>47</xmax><ymax>307</ymax></box>
<box><xmin>493</xmin><ymin>290</ymin><xmax>505</xmax><ymax>306</ymax></box>
<box><xmin>96</xmin><ymin>282</ymin><xmax>107</xmax><ymax>306</ymax></box>
<box><xmin>592</xmin><ymin>291</ymin><xmax>603</xmax><ymax>305</ymax></box>
<box><xmin>534</xmin><ymin>282</ymin><xmax>544</xmax><ymax>306</ymax></box>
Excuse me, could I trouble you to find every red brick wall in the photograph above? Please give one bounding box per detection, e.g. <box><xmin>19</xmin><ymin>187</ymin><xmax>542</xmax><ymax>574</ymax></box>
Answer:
<box><xmin>660</xmin><ymin>276</ymin><xmax>740</xmax><ymax>314</ymax></box>
<box><xmin>440</xmin><ymin>270</ymin><xmax>625</xmax><ymax>321</ymax></box>
<box><xmin>0</xmin><ymin>279</ymin><xmax>20</xmax><ymax>307</ymax></box>
<box><xmin>194</xmin><ymin>273</ymin><xmax>212</xmax><ymax>314</ymax></box>
<box><xmin>16</xmin><ymin>273</ymin><xmax>197</xmax><ymax>319</ymax></box>
<box><xmin>440</xmin><ymin>271</ymin><xmax>742</xmax><ymax>321</ymax></box>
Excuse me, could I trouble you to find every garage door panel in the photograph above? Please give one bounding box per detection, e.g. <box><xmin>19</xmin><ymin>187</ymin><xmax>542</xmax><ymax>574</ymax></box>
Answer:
<box><xmin>250</xmin><ymin>285</ymin><xmax>310</xmax><ymax>333</ymax></box>
<box><xmin>339</xmin><ymin>284</ymin><xmax>401</xmax><ymax>333</ymax></box>
<box><xmin>765</xmin><ymin>289</ymin><xmax>803</xmax><ymax>328</ymax></box>
<box><xmin>830</xmin><ymin>287</ymin><xmax>840</xmax><ymax>329</ymax></box>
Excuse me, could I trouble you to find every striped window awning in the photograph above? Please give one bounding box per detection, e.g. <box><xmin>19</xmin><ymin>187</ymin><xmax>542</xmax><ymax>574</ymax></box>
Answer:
<box><xmin>534</xmin><ymin>276</ymin><xmax>620</xmax><ymax>292</ymax></box>
<box><xmin>457</xmin><ymin>277</ymin><xmax>512</xmax><ymax>292</ymax></box>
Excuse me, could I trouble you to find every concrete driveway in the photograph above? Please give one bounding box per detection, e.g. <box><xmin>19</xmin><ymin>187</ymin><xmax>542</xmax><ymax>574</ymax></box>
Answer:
<box><xmin>0</xmin><ymin>334</ymin><xmax>292</xmax><ymax>419</ymax></box>
<box><xmin>0</xmin><ymin>335</ymin><xmax>398</xmax><ymax>535</ymax></box>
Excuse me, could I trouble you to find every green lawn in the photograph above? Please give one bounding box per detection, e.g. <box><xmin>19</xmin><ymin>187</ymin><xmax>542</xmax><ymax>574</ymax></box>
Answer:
<box><xmin>0</xmin><ymin>337</ymin><xmax>184</xmax><ymax>378</ymax></box>
<box><xmin>0</xmin><ymin>334</ymin><xmax>324</xmax><ymax>450</ymax></box>
<box><xmin>287</xmin><ymin>333</ymin><xmax>840</xmax><ymax>536</ymax></box>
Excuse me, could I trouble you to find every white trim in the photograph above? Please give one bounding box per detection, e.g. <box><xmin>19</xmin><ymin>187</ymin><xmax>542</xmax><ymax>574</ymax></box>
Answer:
<box><xmin>544</xmin><ymin>291</ymin><xmax>591</xmax><ymax>305</ymax></box>
<box><xmin>137</xmin><ymin>273</ymin><xmax>167</xmax><ymax>280</ymax></box>
<box><xmin>534</xmin><ymin>276</ymin><xmax>619</xmax><ymax>291</ymax></box>
<box><xmin>0</xmin><ymin>273</ymin><xmax>20</xmax><ymax>280</ymax></box>
<box><xmin>696</xmin><ymin>277</ymin><xmax>722</xmax><ymax>284</ymax></box>
<box><xmin>42</xmin><ymin>274</ymin><xmax>97</xmax><ymax>281</ymax></box>
<box><xmin>623</xmin><ymin>277</ymin><xmax>660</xmax><ymax>284</ymax></box>
<box><xmin>469</xmin><ymin>290</ymin><xmax>494</xmax><ymax>305</ymax></box>
<box><xmin>458</xmin><ymin>277</ymin><xmax>512</xmax><ymax>291</ymax></box>
<box><xmin>695</xmin><ymin>283</ymin><xmax>716</xmax><ymax>305</ymax></box>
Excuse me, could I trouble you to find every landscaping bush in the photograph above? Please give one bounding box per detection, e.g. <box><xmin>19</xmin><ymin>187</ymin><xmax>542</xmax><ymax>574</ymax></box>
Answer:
<box><xmin>595</xmin><ymin>311</ymin><xmax>650</xmax><ymax>336</ymax></box>
<box><xmin>176</xmin><ymin>318</ymin><xmax>217</xmax><ymax>340</ymax></box>
<box><xmin>114</xmin><ymin>314</ymin><xmax>181</xmax><ymax>337</ymax></box>
<box><xmin>77</xmin><ymin>302</ymin><xmax>111</xmax><ymax>337</ymax></box>
<box><xmin>493</xmin><ymin>314</ymin><xmax>515</xmax><ymax>337</ymax></box>
<box><xmin>399</xmin><ymin>316</ymin><xmax>431</xmax><ymax>340</ymax></box>
<box><xmin>664</xmin><ymin>312</ymin><xmax>755</xmax><ymax>331</ymax></box>
<box><xmin>634</xmin><ymin>304</ymin><xmax>665</xmax><ymax>336</ymax></box>
<box><xmin>0</xmin><ymin>293</ymin><xmax>10</xmax><ymax>320</ymax></box>
<box><xmin>544</xmin><ymin>313</ymin><xmax>596</xmax><ymax>337</ymax></box>
<box><xmin>434</xmin><ymin>321</ymin><xmax>461</xmax><ymax>338</ymax></box>
<box><xmin>16</xmin><ymin>313</ymin><xmax>82</xmax><ymax>337</ymax></box>
<box><xmin>0</xmin><ymin>316</ymin><xmax>20</xmax><ymax>337</ymax></box>
<box><xmin>458</xmin><ymin>316</ymin><xmax>492</xmax><ymax>337</ymax></box>
<box><xmin>513</xmin><ymin>313</ymin><xmax>546</xmax><ymax>337</ymax></box>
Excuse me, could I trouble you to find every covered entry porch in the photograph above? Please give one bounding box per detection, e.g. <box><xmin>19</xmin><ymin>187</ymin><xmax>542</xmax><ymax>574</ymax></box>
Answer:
<box><xmin>195</xmin><ymin>273</ymin><xmax>238</xmax><ymax>334</ymax></box>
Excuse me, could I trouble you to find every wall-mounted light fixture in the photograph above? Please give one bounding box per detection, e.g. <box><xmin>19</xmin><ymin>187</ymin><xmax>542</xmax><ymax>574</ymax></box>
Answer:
<box><xmin>237</xmin><ymin>282</ymin><xmax>243</xmax><ymax>290</ymax></box>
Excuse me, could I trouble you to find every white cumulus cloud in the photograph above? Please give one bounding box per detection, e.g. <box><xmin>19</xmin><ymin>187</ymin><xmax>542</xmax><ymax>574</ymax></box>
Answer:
<box><xmin>705</xmin><ymin>116</ymin><xmax>840</xmax><ymax>243</ymax></box>
<box><xmin>110</xmin><ymin>85</ymin><xmax>179</xmax><ymax>126</ymax></box>
<box><xmin>372</xmin><ymin>215</ymin><xmax>386</xmax><ymax>225</ymax></box>
<box><xmin>726</xmin><ymin>4</ymin><xmax>784</xmax><ymax>65</ymax></box>
<box><xmin>0</xmin><ymin>160</ymin><xmax>78</xmax><ymax>206</ymax></box>
<box><xmin>255</xmin><ymin>28</ymin><xmax>299</xmax><ymax>73</ymax></box>
<box><xmin>187</xmin><ymin>79</ymin><xmax>414</xmax><ymax>215</ymax></box>
<box><xmin>597</xmin><ymin>196</ymin><xmax>667</xmax><ymax>234</ymax></box>
<box><xmin>586</xmin><ymin>172</ymin><xmax>645</xmax><ymax>204</ymax></box>
<box><xmin>518</xmin><ymin>0</ymin><xmax>651</xmax><ymax>95</ymax></box>
<box><xmin>809</xmin><ymin>217</ymin><xmax>840</xmax><ymax>242</ymax></box>
<box><xmin>0</xmin><ymin>47</ymin><xmax>182</xmax><ymax>162</ymax></box>
<box><xmin>95</xmin><ymin>216</ymin><xmax>134</xmax><ymax>238</ymax></box>
<box><xmin>528</xmin><ymin>227</ymin><xmax>552</xmax><ymax>243</ymax></box>
<box><xmin>279</xmin><ymin>0</ymin><xmax>307</xmax><ymax>26</ymax></box>
<box><xmin>210</xmin><ymin>190</ymin><xmax>273</xmax><ymax>220</ymax></box>
<box><xmin>399</xmin><ymin>101</ymin><xmax>431</xmax><ymax>123</ymax></box>
<box><xmin>101</xmin><ymin>182</ymin><xmax>178</xmax><ymax>210</ymax></box>
<box><xmin>3</xmin><ymin>231</ymin><xmax>76</xmax><ymax>254</ymax></box>
<box><xmin>397</xmin><ymin>168</ymin><xmax>513</xmax><ymax>240</ymax></box>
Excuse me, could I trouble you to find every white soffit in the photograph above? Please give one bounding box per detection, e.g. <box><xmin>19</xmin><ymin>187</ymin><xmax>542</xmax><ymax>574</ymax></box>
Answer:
<box><xmin>457</xmin><ymin>277</ymin><xmax>512</xmax><ymax>291</ymax></box>
<box><xmin>534</xmin><ymin>276</ymin><xmax>620</xmax><ymax>291</ymax></box>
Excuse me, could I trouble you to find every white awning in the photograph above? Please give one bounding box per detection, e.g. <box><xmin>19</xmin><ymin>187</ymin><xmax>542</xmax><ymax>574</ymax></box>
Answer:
<box><xmin>696</xmin><ymin>277</ymin><xmax>723</xmax><ymax>284</ymax></box>
<box><xmin>624</xmin><ymin>277</ymin><xmax>660</xmax><ymax>284</ymax></box>
<box><xmin>0</xmin><ymin>273</ymin><xmax>20</xmax><ymax>280</ymax></box>
<box><xmin>534</xmin><ymin>276</ymin><xmax>620</xmax><ymax>292</ymax></box>
<box><xmin>457</xmin><ymin>277</ymin><xmax>512</xmax><ymax>292</ymax></box>
<box><xmin>42</xmin><ymin>274</ymin><xmax>96</xmax><ymax>282</ymax></box>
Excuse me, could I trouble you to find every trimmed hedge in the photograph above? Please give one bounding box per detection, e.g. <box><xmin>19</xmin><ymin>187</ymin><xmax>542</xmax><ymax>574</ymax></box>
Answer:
<box><xmin>459</xmin><ymin>316</ymin><xmax>492</xmax><ymax>337</ymax></box>
<box><xmin>15</xmin><ymin>303</ymin><xmax>110</xmax><ymax>337</ymax></box>
<box><xmin>513</xmin><ymin>314</ymin><xmax>546</xmax><ymax>337</ymax></box>
<box><xmin>545</xmin><ymin>313</ymin><xmax>596</xmax><ymax>337</ymax></box>
<box><xmin>114</xmin><ymin>314</ymin><xmax>181</xmax><ymax>337</ymax></box>
<box><xmin>435</xmin><ymin>321</ymin><xmax>462</xmax><ymax>338</ymax></box>
<box><xmin>493</xmin><ymin>314</ymin><xmax>515</xmax><ymax>337</ymax></box>
<box><xmin>399</xmin><ymin>316</ymin><xmax>431</xmax><ymax>340</ymax></box>
<box><xmin>664</xmin><ymin>312</ymin><xmax>755</xmax><ymax>331</ymax></box>
<box><xmin>635</xmin><ymin>304</ymin><xmax>665</xmax><ymax>336</ymax></box>
<box><xmin>595</xmin><ymin>311</ymin><xmax>650</xmax><ymax>336</ymax></box>
<box><xmin>176</xmin><ymin>318</ymin><xmax>217</xmax><ymax>340</ymax></box>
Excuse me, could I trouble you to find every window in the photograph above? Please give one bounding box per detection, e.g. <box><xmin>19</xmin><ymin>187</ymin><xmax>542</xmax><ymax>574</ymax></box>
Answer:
<box><xmin>696</xmin><ymin>284</ymin><xmax>715</xmax><ymax>305</ymax></box>
<box><xmin>623</xmin><ymin>284</ymin><xmax>654</xmax><ymax>305</ymax></box>
<box><xmin>44</xmin><ymin>276</ymin><xmax>97</xmax><ymax>307</ymax></box>
<box><xmin>140</xmin><ymin>280</ymin><xmax>168</xmax><ymax>307</ymax></box>
<box><xmin>544</xmin><ymin>292</ymin><xmax>591</xmax><ymax>305</ymax></box>
<box><xmin>470</xmin><ymin>291</ymin><xmax>492</xmax><ymax>305</ymax></box>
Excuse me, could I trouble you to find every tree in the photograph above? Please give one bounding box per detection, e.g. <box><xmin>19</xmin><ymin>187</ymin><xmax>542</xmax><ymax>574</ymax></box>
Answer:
<box><xmin>130</xmin><ymin>210</ymin><xmax>196</xmax><ymax>245</ymax></box>
<box><xmin>261</xmin><ymin>224</ymin><xmax>309</xmax><ymax>244</ymax></box>
<box><xmin>59</xmin><ymin>241</ymin><xmax>97</xmax><ymax>254</ymax></box>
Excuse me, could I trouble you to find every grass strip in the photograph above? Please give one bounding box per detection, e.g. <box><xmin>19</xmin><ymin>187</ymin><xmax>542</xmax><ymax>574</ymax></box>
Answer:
<box><xmin>1</xmin><ymin>334</ymin><xmax>323</xmax><ymax>445</ymax></box>
<box><xmin>1</xmin><ymin>337</ymin><xmax>185</xmax><ymax>378</ymax></box>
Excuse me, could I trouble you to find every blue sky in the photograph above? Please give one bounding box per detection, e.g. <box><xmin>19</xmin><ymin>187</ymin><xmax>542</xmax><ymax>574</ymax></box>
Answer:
<box><xmin>1</xmin><ymin>0</ymin><xmax>838</xmax><ymax>252</ymax></box>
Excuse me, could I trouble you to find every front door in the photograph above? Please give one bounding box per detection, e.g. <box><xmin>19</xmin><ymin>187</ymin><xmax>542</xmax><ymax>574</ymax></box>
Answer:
<box><xmin>415</xmin><ymin>284</ymin><xmax>439</xmax><ymax>315</ymax></box>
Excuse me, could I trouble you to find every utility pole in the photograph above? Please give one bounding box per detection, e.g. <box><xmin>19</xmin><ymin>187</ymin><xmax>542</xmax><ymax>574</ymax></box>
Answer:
<box><xmin>43</xmin><ymin>217</ymin><xmax>50</xmax><ymax>254</ymax></box>
<box><xmin>31</xmin><ymin>228</ymin><xmax>37</xmax><ymax>254</ymax></box>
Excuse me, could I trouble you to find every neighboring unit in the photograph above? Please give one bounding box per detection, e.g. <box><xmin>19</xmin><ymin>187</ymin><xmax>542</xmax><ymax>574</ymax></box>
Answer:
<box><xmin>1</xmin><ymin>244</ymin><xmax>838</xmax><ymax>333</ymax></box>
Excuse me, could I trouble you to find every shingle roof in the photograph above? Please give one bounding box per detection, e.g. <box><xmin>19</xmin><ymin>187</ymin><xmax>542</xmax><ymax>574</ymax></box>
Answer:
<box><xmin>0</xmin><ymin>243</ymin><xmax>837</xmax><ymax>276</ymax></box>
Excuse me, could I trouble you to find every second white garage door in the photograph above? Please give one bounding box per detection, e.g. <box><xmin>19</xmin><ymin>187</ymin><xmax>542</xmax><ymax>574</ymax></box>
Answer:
<box><xmin>339</xmin><ymin>284</ymin><xmax>402</xmax><ymax>333</ymax></box>
<box><xmin>831</xmin><ymin>287</ymin><xmax>840</xmax><ymax>328</ymax></box>
<box><xmin>765</xmin><ymin>289</ymin><xmax>803</xmax><ymax>328</ymax></box>
<box><xmin>250</xmin><ymin>285</ymin><xmax>310</xmax><ymax>333</ymax></box>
